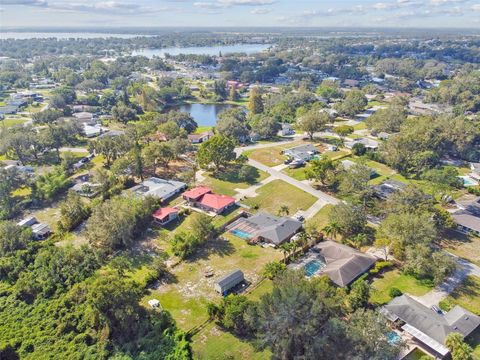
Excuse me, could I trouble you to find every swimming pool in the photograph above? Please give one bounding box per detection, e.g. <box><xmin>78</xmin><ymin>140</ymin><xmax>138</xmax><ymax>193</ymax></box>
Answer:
<box><xmin>387</xmin><ymin>331</ymin><xmax>401</xmax><ymax>344</ymax></box>
<box><xmin>459</xmin><ymin>176</ymin><xmax>478</xmax><ymax>187</ymax></box>
<box><xmin>304</xmin><ymin>259</ymin><xmax>325</xmax><ymax>277</ymax></box>
<box><xmin>230</xmin><ymin>229</ymin><xmax>253</xmax><ymax>239</ymax></box>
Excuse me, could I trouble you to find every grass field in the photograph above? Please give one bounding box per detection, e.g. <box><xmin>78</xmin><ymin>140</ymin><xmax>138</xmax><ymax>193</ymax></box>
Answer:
<box><xmin>243</xmin><ymin>141</ymin><xmax>306</xmax><ymax>167</ymax></box>
<box><xmin>439</xmin><ymin>230</ymin><xmax>480</xmax><ymax>267</ymax></box>
<box><xmin>144</xmin><ymin>234</ymin><xmax>281</xmax><ymax>331</ymax></box>
<box><xmin>370</xmin><ymin>269</ymin><xmax>434</xmax><ymax>305</ymax></box>
<box><xmin>404</xmin><ymin>348</ymin><xmax>432</xmax><ymax>360</ymax></box>
<box><xmin>243</xmin><ymin>179</ymin><xmax>317</xmax><ymax>215</ymax></box>
<box><xmin>192</xmin><ymin>279</ymin><xmax>274</xmax><ymax>360</ymax></box>
<box><xmin>1</xmin><ymin>118</ymin><xmax>28</xmax><ymax>128</ymax></box>
<box><xmin>201</xmin><ymin>166</ymin><xmax>269</xmax><ymax>196</ymax></box>
<box><xmin>306</xmin><ymin>204</ymin><xmax>334</xmax><ymax>233</ymax></box>
<box><xmin>439</xmin><ymin>276</ymin><xmax>480</xmax><ymax>315</ymax></box>
<box><xmin>283</xmin><ymin>165</ymin><xmax>308</xmax><ymax>181</ymax></box>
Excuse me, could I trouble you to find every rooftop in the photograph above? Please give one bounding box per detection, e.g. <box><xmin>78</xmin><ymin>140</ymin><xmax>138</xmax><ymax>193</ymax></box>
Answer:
<box><xmin>130</xmin><ymin>177</ymin><xmax>186</xmax><ymax>200</ymax></box>
<box><xmin>183</xmin><ymin>186</ymin><xmax>212</xmax><ymax>201</ymax></box>
<box><xmin>152</xmin><ymin>207</ymin><xmax>179</xmax><ymax>221</ymax></box>
<box><xmin>314</xmin><ymin>241</ymin><xmax>376</xmax><ymax>287</ymax></box>
<box><xmin>199</xmin><ymin>193</ymin><xmax>236</xmax><ymax>211</ymax></box>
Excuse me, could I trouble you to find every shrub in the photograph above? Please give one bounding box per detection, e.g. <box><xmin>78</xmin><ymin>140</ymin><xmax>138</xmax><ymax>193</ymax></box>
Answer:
<box><xmin>370</xmin><ymin>261</ymin><xmax>392</xmax><ymax>275</ymax></box>
<box><xmin>389</xmin><ymin>287</ymin><xmax>402</xmax><ymax>298</ymax></box>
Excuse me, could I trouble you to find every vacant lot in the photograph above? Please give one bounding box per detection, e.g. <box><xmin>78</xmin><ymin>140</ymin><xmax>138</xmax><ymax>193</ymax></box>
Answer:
<box><xmin>439</xmin><ymin>275</ymin><xmax>480</xmax><ymax>315</ymax></box>
<box><xmin>145</xmin><ymin>234</ymin><xmax>281</xmax><ymax>331</ymax></box>
<box><xmin>439</xmin><ymin>230</ymin><xmax>480</xmax><ymax>267</ymax></box>
<box><xmin>192</xmin><ymin>280</ymin><xmax>273</xmax><ymax>360</ymax></box>
<box><xmin>370</xmin><ymin>269</ymin><xmax>434</xmax><ymax>305</ymax></box>
<box><xmin>243</xmin><ymin>179</ymin><xmax>317</xmax><ymax>215</ymax></box>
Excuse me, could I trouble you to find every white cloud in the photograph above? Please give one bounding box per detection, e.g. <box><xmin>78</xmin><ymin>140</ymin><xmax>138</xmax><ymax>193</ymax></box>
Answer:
<box><xmin>218</xmin><ymin>0</ymin><xmax>275</xmax><ymax>5</ymax></box>
<box><xmin>2</xmin><ymin>0</ymin><xmax>46</xmax><ymax>5</ymax></box>
<box><xmin>193</xmin><ymin>1</ymin><xmax>224</xmax><ymax>9</ymax></box>
<box><xmin>250</xmin><ymin>7</ymin><xmax>271</xmax><ymax>14</ymax></box>
<box><xmin>472</xmin><ymin>4</ymin><xmax>480</xmax><ymax>11</ymax></box>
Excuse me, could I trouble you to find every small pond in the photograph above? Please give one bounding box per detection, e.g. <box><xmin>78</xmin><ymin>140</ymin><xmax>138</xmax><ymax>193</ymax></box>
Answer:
<box><xmin>174</xmin><ymin>103</ymin><xmax>238</xmax><ymax>127</ymax></box>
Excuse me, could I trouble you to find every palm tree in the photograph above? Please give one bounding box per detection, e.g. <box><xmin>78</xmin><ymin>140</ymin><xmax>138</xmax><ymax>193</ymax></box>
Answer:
<box><xmin>277</xmin><ymin>205</ymin><xmax>290</xmax><ymax>217</ymax></box>
<box><xmin>322</xmin><ymin>221</ymin><xmax>341</xmax><ymax>240</ymax></box>
<box><xmin>279</xmin><ymin>242</ymin><xmax>293</xmax><ymax>263</ymax></box>
<box><xmin>296</xmin><ymin>232</ymin><xmax>309</xmax><ymax>251</ymax></box>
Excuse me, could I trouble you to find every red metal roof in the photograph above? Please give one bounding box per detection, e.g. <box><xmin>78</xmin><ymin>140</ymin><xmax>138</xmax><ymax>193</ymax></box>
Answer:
<box><xmin>199</xmin><ymin>193</ymin><xmax>235</xmax><ymax>211</ymax></box>
<box><xmin>152</xmin><ymin>207</ymin><xmax>178</xmax><ymax>221</ymax></box>
<box><xmin>183</xmin><ymin>186</ymin><xmax>211</xmax><ymax>200</ymax></box>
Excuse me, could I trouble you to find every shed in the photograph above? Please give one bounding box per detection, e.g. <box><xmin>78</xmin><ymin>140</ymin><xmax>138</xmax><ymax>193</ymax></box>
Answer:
<box><xmin>214</xmin><ymin>269</ymin><xmax>244</xmax><ymax>295</ymax></box>
<box><xmin>31</xmin><ymin>223</ymin><xmax>52</xmax><ymax>240</ymax></box>
<box><xmin>17</xmin><ymin>216</ymin><xmax>38</xmax><ymax>227</ymax></box>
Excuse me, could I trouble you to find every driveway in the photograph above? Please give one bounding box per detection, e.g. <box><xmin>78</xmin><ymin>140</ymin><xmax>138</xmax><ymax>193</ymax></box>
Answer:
<box><xmin>412</xmin><ymin>254</ymin><xmax>480</xmax><ymax>308</ymax></box>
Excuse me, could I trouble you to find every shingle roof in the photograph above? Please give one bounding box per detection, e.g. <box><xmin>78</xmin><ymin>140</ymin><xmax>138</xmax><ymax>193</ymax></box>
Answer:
<box><xmin>383</xmin><ymin>295</ymin><xmax>480</xmax><ymax>347</ymax></box>
<box><xmin>199</xmin><ymin>193</ymin><xmax>235</xmax><ymax>211</ymax></box>
<box><xmin>245</xmin><ymin>212</ymin><xmax>302</xmax><ymax>245</ymax></box>
<box><xmin>183</xmin><ymin>186</ymin><xmax>212</xmax><ymax>201</ymax></box>
<box><xmin>152</xmin><ymin>207</ymin><xmax>178</xmax><ymax>221</ymax></box>
<box><xmin>130</xmin><ymin>177</ymin><xmax>186</xmax><ymax>200</ymax></box>
<box><xmin>452</xmin><ymin>212</ymin><xmax>480</xmax><ymax>233</ymax></box>
<box><xmin>315</xmin><ymin>241</ymin><xmax>376</xmax><ymax>287</ymax></box>
<box><xmin>216</xmin><ymin>269</ymin><xmax>244</xmax><ymax>289</ymax></box>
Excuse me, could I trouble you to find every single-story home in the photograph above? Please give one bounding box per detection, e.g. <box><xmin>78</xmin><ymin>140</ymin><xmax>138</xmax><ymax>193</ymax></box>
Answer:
<box><xmin>73</xmin><ymin>111</ymin><xmax>96</xmax><ymax>125</ymax></box>
<box><xmin>344</xmin><ymin>138</ymin><xmax>379</xmax><ymax>151</ymax></box>
<box><xmin>188</xmin><ymin>131</ymin><xmax>214</xmax><ymax>144</ymax></box>
<box><xmin>382</xmin><ymin>294</ymin><xmax>480</xmax><ymax>359</ymax></box>
<box><xmin>31</xmin><ymin>223</ymin><xmax>52</xmax><ymax>240</ymax></box>
<box><xmin>214</xmin><ymin>269</ymin><xmax>245</xmax><ymax>295</ymax></box>
<box><xmin>340</xmin><ymin>159</ymin><xmax>377</xmax><ymax>178</ymax></box>
<box><xmin>152</xmin><ymin>207</ymin><xmax>179</xmax><ymax>226</ymax></box>
<box><xmin>373</xmin><ymin>179</ymin><xmax>407</xmax><ymax>200</ymax></box>
<box><xmin>312</xmin><ymin>241</ymin><xmax>376</xmax><ymax>287</ymax></box>
<box><xmin>343</xmin><ymin>79</ymin><xmax>360</xmax><ymax>88</ymax></box>
<box><xmin>283</xmin><ymin>144</ymin><xmax>318</xmax><ymax>162</ymax></box>
<box><xmin>130</xmin><ymin>177</ymin><xmax>187</xmax><ymax>202</ymax></box>
<box><xmin>183</xmin><ymin>186</ymin><xmax>236</xmax><ymax>214</ymax></box>
<box><xmin>228</xmin><ymin>212</ymin><xmax>302</xmax><ymax>246</ymax></box>
<box><xmin>452</xmin><ymin>196</ymin><xmax>480</xmax><ymax>237</ymax></box>
<box><xmin>83</xmin><ymin>124</ymin><xmax>103</xmax><ymax>138</ymax></box>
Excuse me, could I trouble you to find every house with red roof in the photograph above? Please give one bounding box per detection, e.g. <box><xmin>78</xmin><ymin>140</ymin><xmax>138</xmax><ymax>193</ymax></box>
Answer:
<box><xmin>152</xmin><ymin>207</ymin><xmax>179</xmax><ymax>226</ymax></box>
<box><xmin>183</xmin><ymin>186</ymin><xmax>236</xmax><ymax>214</ymax></box>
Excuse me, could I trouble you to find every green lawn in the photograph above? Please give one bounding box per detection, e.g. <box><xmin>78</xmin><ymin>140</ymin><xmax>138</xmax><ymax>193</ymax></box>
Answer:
<box><xmin>144</xmin><ymin>234</ymin><xmax>281</xmax><ymax>331</ymax></box>
<box><xmin>192</xmin><ymin>322</ymin><xmax>271</xmax><ymax>360</ymax></box>
<box><xmin>243</xmin><ymin>179</ymin><xmax>317</xmax><ymax>215</ymax></box>
<box><xmin>370</xmin><ymin>269</ymin><xmax>434</xmax><ymax>305</ymax></box>
<box><xmin>243</xmin><ymin>141</ymin><xmax>306</xmax><ymax>167</ymax></box>
<box><xmin>439</xmin><ymin>230</ymin><xmax>480</xmax><ymax>267</ymax></box>
<box><xmin>202</xmin><ymin>166</ymin><xmax>269</xmax><ymax>197</ymax></box>
<box><xmin>283</xmin><ymin>165</ymin><xmax>308</xmax><ymax>181</ymax></box>
<box><xmin>353</xmin><ymin>122</ymin><xmax>367</xmax><ymax>130</ymax></box>
<box><xmin>323</xmin><ymin>150</ymin><xmax>350</xmax><ymax>161</ymax></box>
<box><xmin>306</xmin><ymin>204</ymin><xmax>334</xmax><ymax>233</ymax></box>
<box><xmin>1</xmin><ymin>118</ymin><xmax>28</xmax><ymax>128</ymax></box>
<box><xmin>439</xmin><ymin>276</ymin><xmax>480</xmax><ymax>316</ymax></box>
<box><xmin>404</xmin><ymin>348</ymin><xmax>433</xmax><ymax>360</ymax></box>
<box><xmin>194</xmin><ymin>126</ymin><xmax>213</xmax><ymax>134</ymax></box>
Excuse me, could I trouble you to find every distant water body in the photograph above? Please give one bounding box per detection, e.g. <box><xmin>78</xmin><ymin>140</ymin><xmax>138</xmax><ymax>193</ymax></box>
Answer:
<box><xmin>132</xmin><ymin>43</ymin><xmax>271</xmax><ymax>58</ymax></box>
<box><xmin>0</xmin><ymin>32</ymin><xmax>146</xmax><ymax>40</ymax></box>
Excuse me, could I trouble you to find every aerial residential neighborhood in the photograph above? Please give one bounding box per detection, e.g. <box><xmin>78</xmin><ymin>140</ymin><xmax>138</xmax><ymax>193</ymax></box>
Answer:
<box><xmin>0</xmin><ymin>3</ymin><xmax>479</xmax><ymax>360</ymax></box>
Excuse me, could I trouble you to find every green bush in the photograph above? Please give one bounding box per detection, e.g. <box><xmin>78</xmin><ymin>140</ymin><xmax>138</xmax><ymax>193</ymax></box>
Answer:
<box><xmin>369</xmin><ymin>261</ymin><xmax>392</xmax><ymax>275</ymax></box>
<box><xmin>389</xmin><ymin>287</ymin><xmax>402</xmax><ymax>298</ymax></box>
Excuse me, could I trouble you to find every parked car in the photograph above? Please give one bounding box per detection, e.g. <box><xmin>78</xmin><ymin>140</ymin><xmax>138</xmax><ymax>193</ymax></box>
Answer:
<box><xmin>284</xmin><ymin>157</ymin><xmax>293</xmax><ymax>164</ymax></box>
<box><xmin>289</xmin><ymin>159</ymin><xmax>305</xmax><ymax>168</ymax></box>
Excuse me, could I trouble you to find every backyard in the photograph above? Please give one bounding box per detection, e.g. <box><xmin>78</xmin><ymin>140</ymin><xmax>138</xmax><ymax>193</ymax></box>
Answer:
<box><xmin>439</xmin><ymin>230</ymin><xmax>480</xmax><ymax>267</ymax></box>
<box><xmin>201</xmin><ymin>165</ymin><xmax>269</xmax><ymax>197</ymax></box>
<box><xmin>144</xmin><ymin>234</ymin><xmax>282</xmax><ymax>331</ymax></box>
<box><xmin>369</xmin><ymin>269</ymin><xmax>434</xmax><ymax>305</ymax></box>
<box><xmin>242</xmin><ymin>179</ymin><xmax>317</xmax><ymax>215</ymax></box>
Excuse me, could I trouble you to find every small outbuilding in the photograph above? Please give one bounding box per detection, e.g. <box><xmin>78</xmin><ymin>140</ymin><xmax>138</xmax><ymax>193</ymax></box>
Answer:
<box><xmin>31</xmin><ymin>223</ymin><xmax>52</xmax><ymax>240</ymax></box>
<box><xmin>214</xmin><ymin>269</ymin><xmax>245</xmax><ymax>295</ymax></box>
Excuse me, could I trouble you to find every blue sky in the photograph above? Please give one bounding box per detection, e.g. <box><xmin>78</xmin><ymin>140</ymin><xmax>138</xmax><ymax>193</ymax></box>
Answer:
<box><xmin>1</xmin><ymin>0</ymin><xmax>479</xmax><ymax>28</ymax></box>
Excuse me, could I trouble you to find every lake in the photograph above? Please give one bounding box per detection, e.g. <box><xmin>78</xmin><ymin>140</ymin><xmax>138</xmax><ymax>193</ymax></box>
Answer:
<box><xmin>132</xmin><ymin>43</ymin><xmax>271</xmax><ymax>58</ymax></box>
<box><xmin>175</xmin><ymin>103</ymin><xmax>238</xmax><ymax>127</ymax></box>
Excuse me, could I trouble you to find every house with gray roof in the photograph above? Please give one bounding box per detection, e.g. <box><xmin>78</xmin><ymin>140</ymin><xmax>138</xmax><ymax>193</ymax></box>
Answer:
<box><xmin>228</xmin><ymin>212</ymin><xmax>302</xmax><ymax>246</ymax></box>
<box><xmin>313</xmin><ymin>241</ymin><xmax>376</xmax><ymax>287</ymax></box>
<box><xmin>130</xmin><ymin>177</ymin><xmax>186</xmax><ymax>202</ymax></box>
<box><xmin>373</xmin><ymin>179</ymin><xmax>407</xmax><ymax>200</ymax></box>
<box><xmin>382</xmin><ymin>294</ymin><xmax>480</xmax><ymax>358</ymax></box>
<box><xmin>283</xmin><ymin>144</ymin><xmax>318</xmax><ymax>162</ymax></box>
<box><xmin>214</xmin><ymin>269</ymin><xmax>245</xmax><ymax>295</ymax></box>
<box><xmin>345</xmin><ymin>138</ymin><xmax>379</xmax><ymax>151</ymax></box>
<box><xmin>452</xmin><ymin>196</ymin><xmax>480</xmax><ymax>237</ymax></box>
